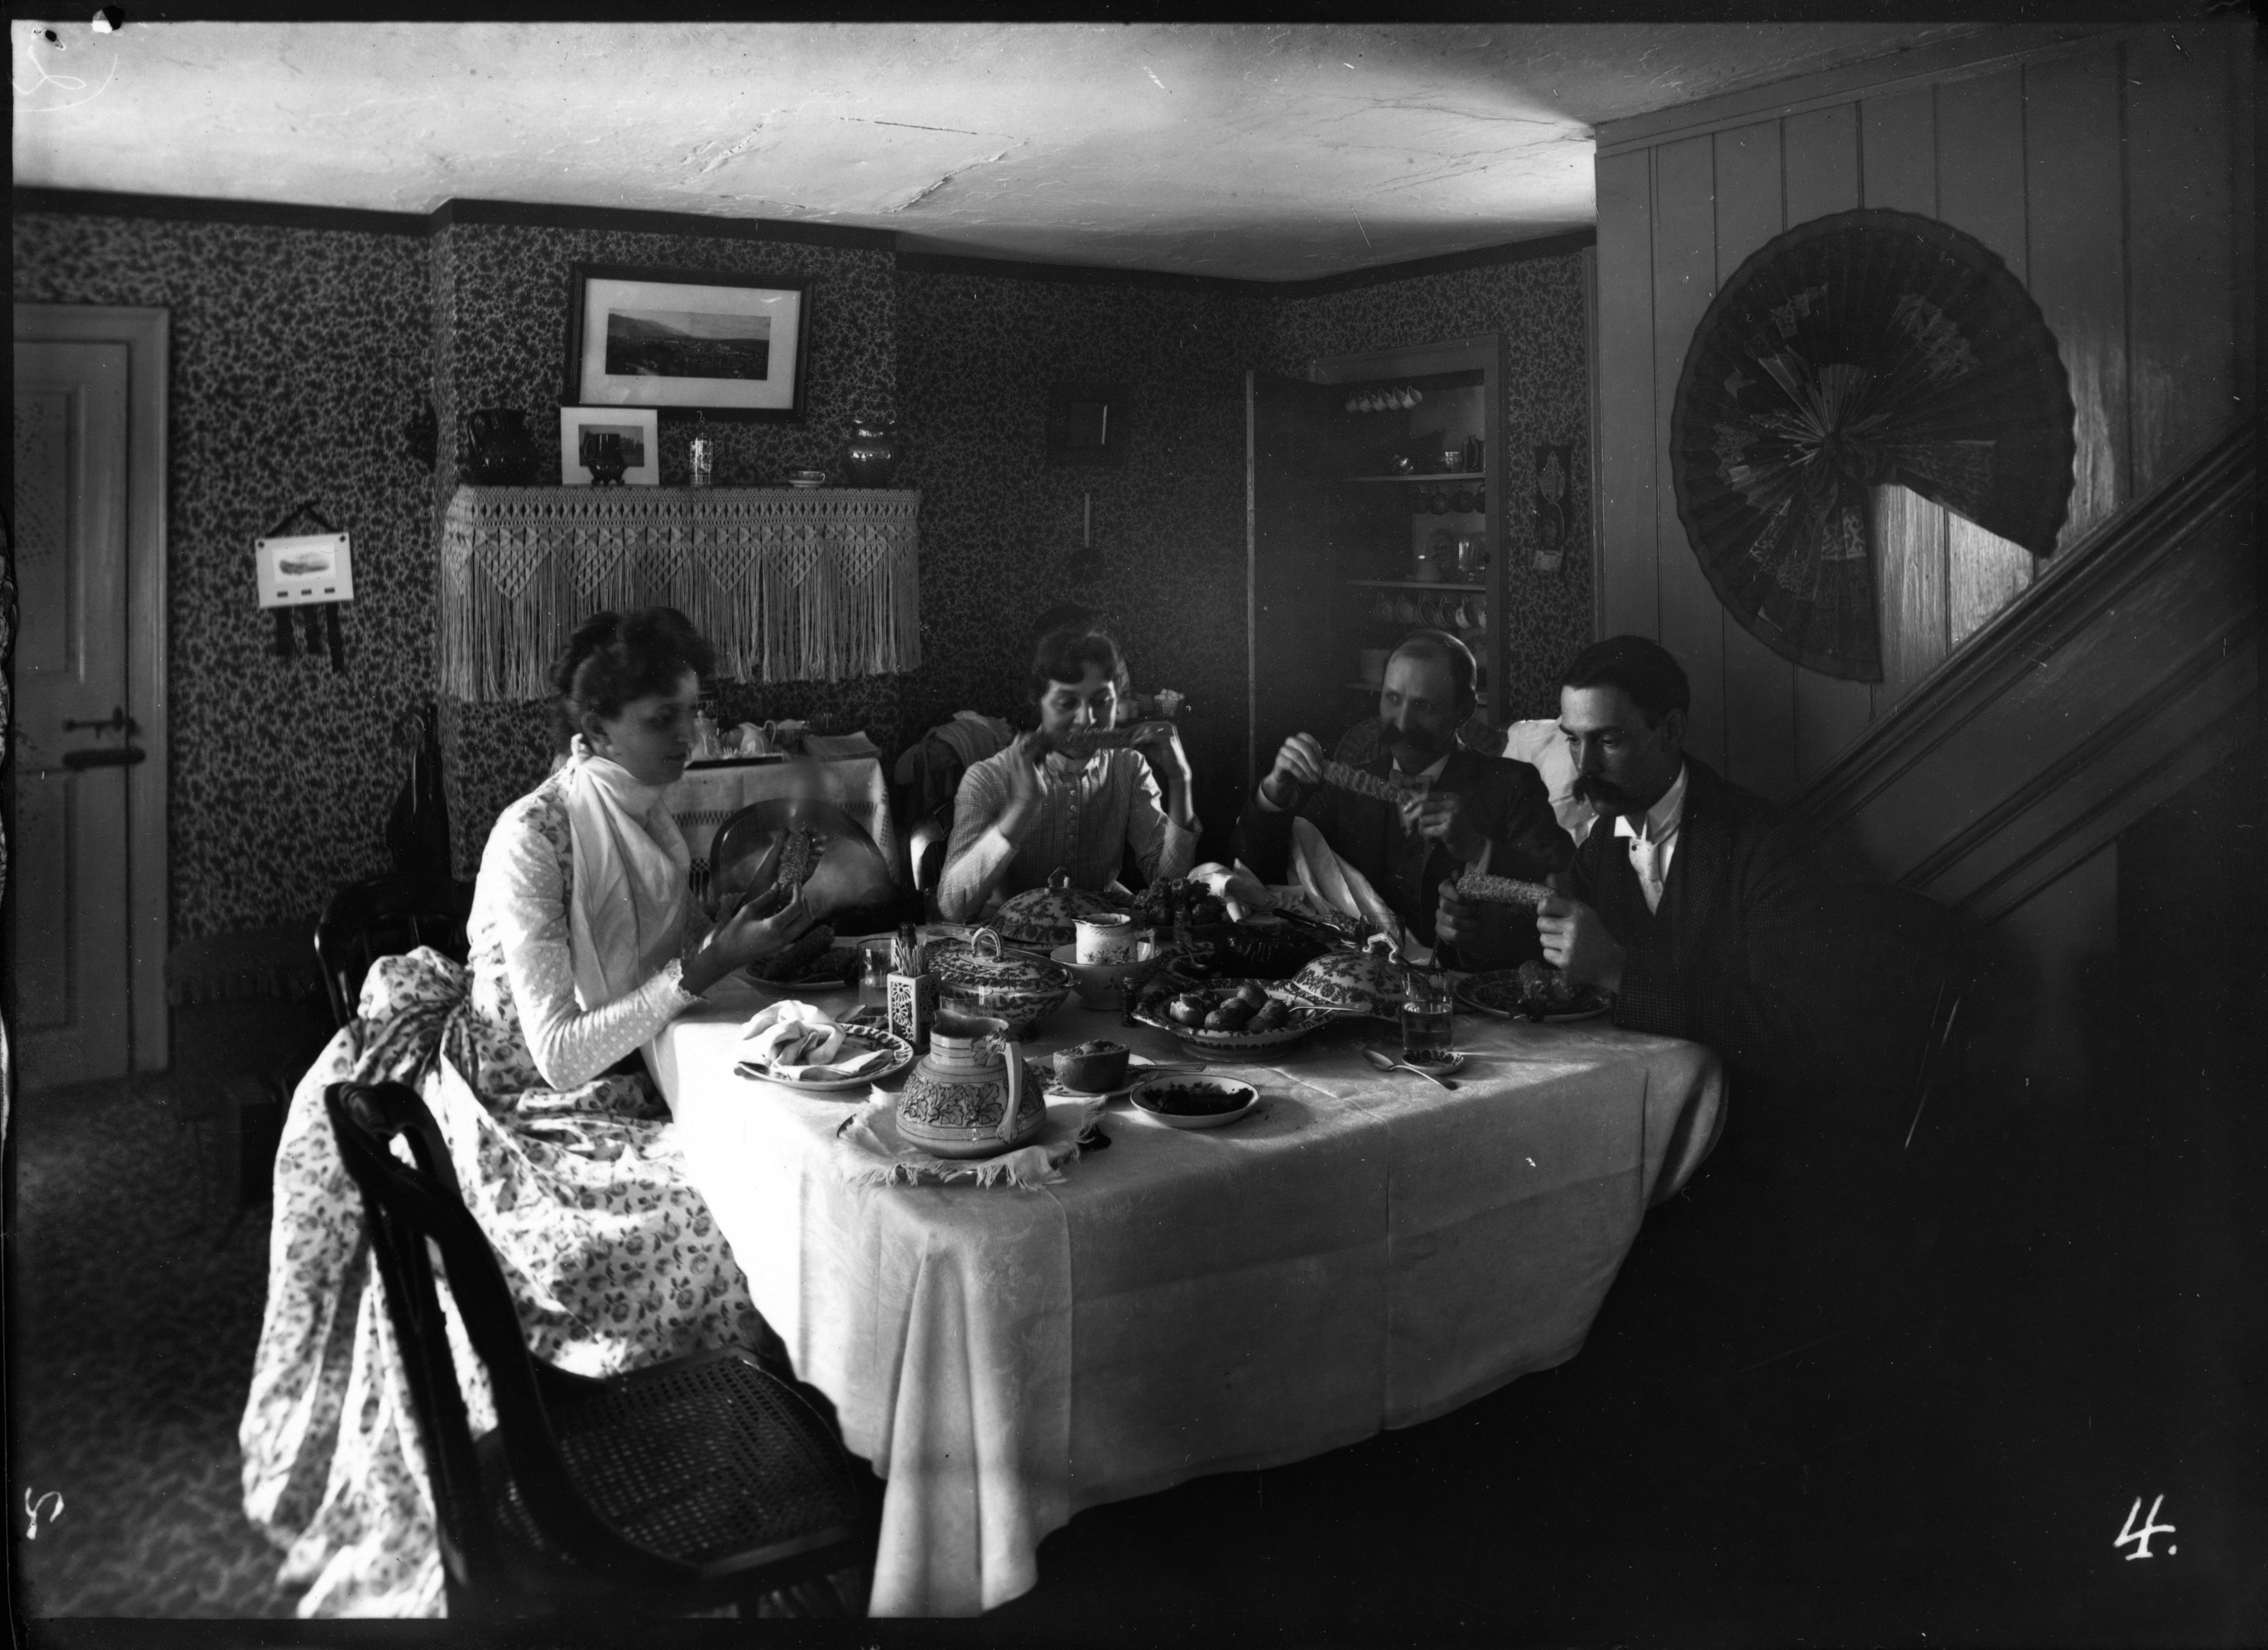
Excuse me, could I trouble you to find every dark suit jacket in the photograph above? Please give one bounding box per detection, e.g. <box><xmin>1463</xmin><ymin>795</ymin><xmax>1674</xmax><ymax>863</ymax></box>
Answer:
<box><xmin>1233</xmin><ymin>723</ymin><xmax>1572</xmax><ymax>953</ymax></box>
<box><xmin>1573</xmin><ymin>756</ymin><xmax>1832</xmax><ymax>1097</ymax></box>
<box><xmin>1577</xmin><ymin>757</ymin><xmax>1968</xmax><ymax>1328</ymax></box>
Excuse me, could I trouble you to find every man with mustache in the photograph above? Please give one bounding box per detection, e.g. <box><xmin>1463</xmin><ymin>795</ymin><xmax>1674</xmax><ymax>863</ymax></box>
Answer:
<box><xmin>1438</xmin><ymin>634</ymin><xmax>1830</xmax><ymax>1084</ymax></box>
<box><xmin>1232</xmin><ymin>631</ymin><xmax>1571</xmax><ymax>961</ymax></box>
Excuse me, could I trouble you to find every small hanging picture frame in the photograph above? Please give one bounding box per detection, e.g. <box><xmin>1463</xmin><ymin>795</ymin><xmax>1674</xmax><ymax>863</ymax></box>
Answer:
<box><xmin>255</xmin><ymin>532</ymin><xmax>355</xmax><ymax>608</ymax></box>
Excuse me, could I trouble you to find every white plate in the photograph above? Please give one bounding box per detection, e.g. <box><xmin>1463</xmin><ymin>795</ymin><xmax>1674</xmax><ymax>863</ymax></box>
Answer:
<box><xmin>1453</xmin><ymin>969</ymin><xmax>1612</xmax><ymax>1023</ymax></box>
<box><xmin>734</xmin><ymin>1028</ymin><xmax>916</xmax><ymax>1094</ymax></box>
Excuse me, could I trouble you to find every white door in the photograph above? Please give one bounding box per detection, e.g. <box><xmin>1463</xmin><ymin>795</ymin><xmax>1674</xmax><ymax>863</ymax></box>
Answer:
<box><xmin>13</xmin><ymin>339</ymin><xmax>135</xmax><ymax>1089</ymax></box>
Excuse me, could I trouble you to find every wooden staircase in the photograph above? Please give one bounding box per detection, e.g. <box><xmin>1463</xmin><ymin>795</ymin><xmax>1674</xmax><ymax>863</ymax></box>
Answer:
<box><xmin>1797</xmin><ymin>419</ymin><xmax>2257</xmax><ymax>922</ymax></box>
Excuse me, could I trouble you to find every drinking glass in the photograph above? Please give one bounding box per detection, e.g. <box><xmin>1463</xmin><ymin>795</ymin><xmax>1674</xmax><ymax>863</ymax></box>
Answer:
<box><xmin>858</xmin><ymin>942</ymin><xmax>894</xmax><ymax>1013</ymax></box>
<box><xmin>1400</xmin><ymin>969</ymin><xmax>1455</xmax><ymax>1067</ymax></box>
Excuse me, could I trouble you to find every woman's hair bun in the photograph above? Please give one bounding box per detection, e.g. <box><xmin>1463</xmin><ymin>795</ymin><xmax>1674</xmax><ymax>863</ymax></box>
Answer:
<box><xmin>552</xmin><ymin>611</ymin><xmax>624</xmax><ymax>699</ymax></box>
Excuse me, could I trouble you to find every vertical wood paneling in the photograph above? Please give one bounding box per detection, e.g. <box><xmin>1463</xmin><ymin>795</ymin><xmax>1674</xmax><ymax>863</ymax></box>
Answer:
<box><xmin>2025</xmin><ymin>49</ymin><xmax>2129</xmax><ymax>551</ymax></box>
<box><xmin>1862</xmin><ymin>85</ymin><xmax>1950</xmax><ymax>711</ymax></box>
<box><xmin>1594</xmin><ymin>148</ymin><xmax>1658</xmax><ymax>643</ymax></box>
<box><xmin>1713</xmin><ymin>120</ymin><xmax>1797</xmax><ymax>800</ymax></box>
<box><xmin>2123</xmin><ymin>24</ymin><xmax>2237</xmax><ymax>491</ymax></box>
<box><xmin>1780</xmin><ymin>101</ymin><xmax>1874</xmax><ymax>780</ymax></box>
<box><xmin>1650</xmin><ymin>134</ymin><xmax>1726</xmax><ymax>773</ymax></box>
<box><xmin>1594</xmin><ymin>29</ymin><xmax>2244</xmax><ymax>808</ymax></box>
<box><xmin>1860</xmin><ymin>85</ymin><xmax>1939</xmax><ymax>215</ymax></box>
<box><xmin>1936</xmin><ymin>67</ymin><xmax>2039</xmax><ymax>646</ymax></box>
<box><xmin>1871</xmin><ymin>484</ymin><xmax>1949</xmax><ymax>703</ymax></box>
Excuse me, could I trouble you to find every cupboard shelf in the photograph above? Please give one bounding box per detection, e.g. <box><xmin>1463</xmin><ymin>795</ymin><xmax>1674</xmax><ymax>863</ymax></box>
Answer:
<box><xmin>1343</xmin><ymin>472</ymin><xmax>1487</xmax><ymax>483</ymax></box>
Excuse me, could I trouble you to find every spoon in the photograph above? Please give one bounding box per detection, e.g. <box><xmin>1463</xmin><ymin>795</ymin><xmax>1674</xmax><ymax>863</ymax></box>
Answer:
<box><xmin>1360</xmin><ymin>1047</ymin><xmax>1459</xmax><ymax>1091</ymax></box>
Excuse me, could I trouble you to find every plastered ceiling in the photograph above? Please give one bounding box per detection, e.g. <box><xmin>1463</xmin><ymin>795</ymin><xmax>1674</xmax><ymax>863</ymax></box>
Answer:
<box><xmin>14</xmin><ymin>20</ymin><xmax>1980</xmax><ymax>281</ymax></box>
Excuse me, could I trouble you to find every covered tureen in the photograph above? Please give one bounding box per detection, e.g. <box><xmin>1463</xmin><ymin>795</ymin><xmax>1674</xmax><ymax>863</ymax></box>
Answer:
<box><xmin>992</xmin><ymin>867</ymin><xmax>1123</xmax><ymax>951</ymax></box>
<box><xmin>930</xmin><ymin>928</ymin><xmax>1072</xmax><ymax>1038</ymax></box>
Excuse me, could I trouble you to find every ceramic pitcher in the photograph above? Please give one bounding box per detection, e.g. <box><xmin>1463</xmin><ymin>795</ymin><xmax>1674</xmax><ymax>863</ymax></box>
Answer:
<box><xmin>894</xmin><ymin>1011</ymin><xmax>1044</xmax><ymax>1159</ymax></box>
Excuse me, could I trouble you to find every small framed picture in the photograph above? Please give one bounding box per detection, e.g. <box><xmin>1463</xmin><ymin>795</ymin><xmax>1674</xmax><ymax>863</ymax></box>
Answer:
<box><xmin>559</xmin><ymin>406</ymin><xmax>661</xmax><ymax>486</ymax></box>
<box><xmin>564</xmin><ymin>263</ymin><xmax>809</xmax><ymax>421</ymax></box>
<box><xmin>1047</xmin><ymin>382</ymin><xmax>1127</xmax><ymax>469</ymax></box>
<box><xmin>255</xmin><ymin>532</ymin><xmax>355</xmax><ymax>608</ymax></box>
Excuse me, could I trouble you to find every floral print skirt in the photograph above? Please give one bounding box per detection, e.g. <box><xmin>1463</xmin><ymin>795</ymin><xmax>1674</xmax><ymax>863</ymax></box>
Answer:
<box><xmin>237</xmin><ymin>950</ymin><xmax>765</xmax><ymax>1617</ymax></box>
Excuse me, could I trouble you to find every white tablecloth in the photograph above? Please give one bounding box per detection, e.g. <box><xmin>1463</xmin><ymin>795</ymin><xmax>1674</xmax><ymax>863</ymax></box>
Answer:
<box><xmin>650</xmin><ymin>989</ymin><xmax>1723</xmax><ymax>1617</ymax></box>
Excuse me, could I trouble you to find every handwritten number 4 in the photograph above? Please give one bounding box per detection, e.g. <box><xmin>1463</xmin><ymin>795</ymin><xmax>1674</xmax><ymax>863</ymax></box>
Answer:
<box><xmin>23</xmin><ymin>1490</ymin><xmax>63</xmax><ymax>1540</ymax></box>
<box><xmin>2116</xmin><ymin>1494</ymin><xmax>2175</xmax><ymax>1560</ymax></box>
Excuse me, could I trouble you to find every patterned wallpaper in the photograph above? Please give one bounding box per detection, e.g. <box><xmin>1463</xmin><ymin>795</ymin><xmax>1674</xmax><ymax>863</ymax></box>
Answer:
<box><xmin>431</xmin><ymin>221</ymin><xmax>907</xmax><ymax>867</ymax></box>
<box><xmin>1264</xmin><ymin>251</ymin><xmax>1595</xmax><ymax>724</ymax></box>
<box><xmin>13</xmin><ymin>212</ymin><xmax>437</xmax><ymax>942</ymax></box>
<box><xmin>14</xmin><ymin>202</ymin><xmax>1591</xmax><ymax>935</ymax></box>
<box><xmin>892</xmin><ymin>272</ymin><xmax>1258</xmax><ymax>856</ymax></box>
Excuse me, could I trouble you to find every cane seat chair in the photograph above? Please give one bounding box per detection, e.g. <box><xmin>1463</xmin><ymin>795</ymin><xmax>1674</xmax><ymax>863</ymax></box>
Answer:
<box><xmin>314</xmin><ymin>874</ymin><xmax>474</xmax><ymax>1029</ymax></box>
<box><xmin>323</xmin><ymin>1080</ymin><xmax>875</xmax><ymax>1618</ymax></box>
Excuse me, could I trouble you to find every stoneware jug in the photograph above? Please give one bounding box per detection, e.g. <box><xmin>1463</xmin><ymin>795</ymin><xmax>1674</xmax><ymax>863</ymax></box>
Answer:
<box><xmin>895</xmin><ymin>1011</ymin><xmax>1044</xmax><ymax>1159</ymax></box>
<box><xmin>840</xmin><ymin>413</ymin><xmax>905</xmax><ymax>488</ymax></box>
<box><xmin>464</xmin><ymin>407</ymin><xmax>541</xmax><ymax>486</ymax></box>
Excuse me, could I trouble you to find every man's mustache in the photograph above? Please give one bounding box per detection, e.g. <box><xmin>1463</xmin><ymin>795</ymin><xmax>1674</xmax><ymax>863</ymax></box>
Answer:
<box><xmin>1571</xmin><ymin>773</ymin><xmax>1635</xmax><ymax>809</ymax></box>
<box><xmin>1383</xmin><ymin>722</ymin><xmax>1447</xmax><ymax>749</ymax></box>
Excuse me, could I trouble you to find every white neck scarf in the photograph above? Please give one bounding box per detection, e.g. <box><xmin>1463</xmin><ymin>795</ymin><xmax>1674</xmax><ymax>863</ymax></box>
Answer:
<box><xmin>562</xmin><ymin>743</ymin><xmax>689</xmax><ymax>1012</ymax></box>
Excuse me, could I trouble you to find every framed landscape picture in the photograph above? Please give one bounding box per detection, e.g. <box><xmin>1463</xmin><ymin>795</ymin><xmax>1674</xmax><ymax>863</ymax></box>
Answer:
<box><xmin>564</xmin><ymin>265</ymin><xmax>809</xmax><ymax>420</ymax></box>
<box><xmin>559</xmin><ymin>406</ymin><xmax>660</xmax><ymax>486</ymax></box>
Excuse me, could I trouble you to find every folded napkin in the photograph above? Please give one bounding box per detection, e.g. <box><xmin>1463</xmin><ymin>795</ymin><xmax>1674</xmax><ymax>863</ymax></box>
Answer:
<box><xmin>1288</xmin><ymin>817</ymin><xmax>1435</xmax><ymax>966</ymax></box>
<box><xmin>1188</xmin><ymin>861</ymin><xmax>1277</xmax><ymax>921</ymax></box>
<box><xmin>738</xmin><ymin>1001</ymin><xmax>895</xmax><ymax>1082</ymax></box>
<box><xmin>833</xmin><ymin>1094</ymin><xmax>1099</xmax><ymax>1190</ymax></box>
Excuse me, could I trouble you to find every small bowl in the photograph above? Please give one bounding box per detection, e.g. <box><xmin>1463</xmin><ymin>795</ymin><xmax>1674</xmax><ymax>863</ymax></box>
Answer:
<box><xmin>1052</xmin><ymin>1041</ymin><xmax>1131</xmax><ymax>1093</ymax></box>
<box><xmin>1131</xmin><ymin>1077</ymin><xmax>1260</xmax><ymax>1131</ymax></box>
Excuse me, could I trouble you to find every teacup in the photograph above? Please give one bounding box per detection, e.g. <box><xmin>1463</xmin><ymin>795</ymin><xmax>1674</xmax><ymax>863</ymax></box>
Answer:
<box><xmin>1075</xmin><ymin>913</ymin><xmax>1138</xmax><ymax>966</ymax></box>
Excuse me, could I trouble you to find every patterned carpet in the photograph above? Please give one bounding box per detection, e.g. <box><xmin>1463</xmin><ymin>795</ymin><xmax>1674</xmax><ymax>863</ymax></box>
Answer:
<box><xmin>9</xmin><ymin>1074</ymin><xmax>300</xmax><ymax>1618</ymax></box>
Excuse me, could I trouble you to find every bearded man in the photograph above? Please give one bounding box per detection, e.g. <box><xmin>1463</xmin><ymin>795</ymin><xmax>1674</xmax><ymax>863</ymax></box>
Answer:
<box><xmin>1231</xmin><ymin>630</ymin><xmax>1570</xmax><ymax>963</ymax></box>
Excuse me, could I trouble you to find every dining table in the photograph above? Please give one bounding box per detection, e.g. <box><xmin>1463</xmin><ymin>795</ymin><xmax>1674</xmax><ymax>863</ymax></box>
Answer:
<box><xmin>648</xmin><ymin>979</ymin><xmax>1725</xmax><ymax>1618</ymax></box>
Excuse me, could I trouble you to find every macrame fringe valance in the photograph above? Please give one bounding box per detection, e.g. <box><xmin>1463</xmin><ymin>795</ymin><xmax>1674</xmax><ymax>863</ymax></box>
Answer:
<box><xmin>438</xmin><ymin>485</ymin><xmax>921</xmax><ymax>701</ymax></box>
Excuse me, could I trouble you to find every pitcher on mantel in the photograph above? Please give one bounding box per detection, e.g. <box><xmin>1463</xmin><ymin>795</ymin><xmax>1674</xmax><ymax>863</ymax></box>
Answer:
<box><xmin>894</xmin><ymin>1011</ymin><xmax>1044</xmax><ymax>1159</ymax></box>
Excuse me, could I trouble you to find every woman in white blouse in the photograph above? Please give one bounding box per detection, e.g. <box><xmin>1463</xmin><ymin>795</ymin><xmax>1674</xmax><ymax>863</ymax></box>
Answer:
<box><xmin>242</xmin><ymin>610</ymin><xmax>814</xmax><ymax>1618</ymax></box>
<box><xmin>937</xmin><ymin>625</ymin><xmax>1199</xmax><ymax>919</ymax></box>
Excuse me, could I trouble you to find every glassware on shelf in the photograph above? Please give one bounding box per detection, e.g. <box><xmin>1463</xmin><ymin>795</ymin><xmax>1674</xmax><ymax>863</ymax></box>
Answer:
<box><xmin>1413</xmin><ymin>527</ymin><xmax>1453</xmax><ymax>584</ymax></box>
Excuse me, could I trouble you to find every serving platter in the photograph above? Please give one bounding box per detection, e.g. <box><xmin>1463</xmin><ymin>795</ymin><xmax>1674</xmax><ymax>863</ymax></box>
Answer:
<box><xmin>1129</xmin><ymin>976</ymin><xmax>1334</xmax><ymax>1054</ymax></box>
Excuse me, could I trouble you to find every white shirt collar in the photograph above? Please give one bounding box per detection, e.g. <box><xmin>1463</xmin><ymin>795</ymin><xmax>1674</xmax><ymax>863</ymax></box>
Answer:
<box><xmin>1611</xmin><ymin>760</ymin><xmax>1688</xmax><ymax>846</ymax></box>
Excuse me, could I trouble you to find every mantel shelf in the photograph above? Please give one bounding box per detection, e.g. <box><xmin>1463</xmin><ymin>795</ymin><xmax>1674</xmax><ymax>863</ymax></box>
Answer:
<box><xmin>1347</xmin><ymin>579</ymin><xmax>1488</xmax><ymax>592</ymax></box>
<box><xmin>439</xmin><ymin>483</ymin><xmax>921</xmax><ymax>701</ymax></box>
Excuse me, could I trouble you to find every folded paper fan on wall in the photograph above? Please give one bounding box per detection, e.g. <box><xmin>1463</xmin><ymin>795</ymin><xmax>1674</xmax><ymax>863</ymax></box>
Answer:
<box><xmin>1670</xmin><ymin>208</ymin><xmax>2076</xmax><ymax>681</ymax></box>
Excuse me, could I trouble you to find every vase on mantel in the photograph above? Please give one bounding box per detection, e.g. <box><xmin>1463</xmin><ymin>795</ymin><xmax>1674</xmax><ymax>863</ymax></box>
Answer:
<box><xmin>840</xmin><ymin>414</ymin><xmax>905</xmax><ymax>488</ymax></box>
